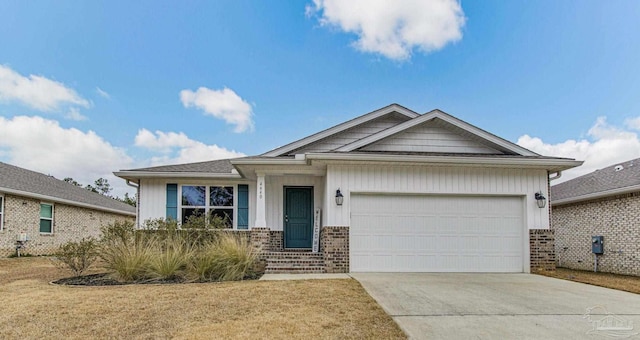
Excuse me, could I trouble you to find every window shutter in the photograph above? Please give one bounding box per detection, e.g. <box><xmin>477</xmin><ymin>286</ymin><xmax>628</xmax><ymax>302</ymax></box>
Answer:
<box><xmin>166</xmin><ymin>184</ymin><xmax>178</xmax><ymax>220</ymax></box>
<box><xmin>237</xmin><ymin>184</ymin><xmax>249</xmax><ymax>229</ymax></box>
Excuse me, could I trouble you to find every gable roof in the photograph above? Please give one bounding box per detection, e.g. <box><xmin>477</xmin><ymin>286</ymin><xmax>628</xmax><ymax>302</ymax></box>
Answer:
<box><xmin>551</xmin><ymin>157</ymin><xmax>640</xmax><ymax>205</ymax></box>
<box><xmin>336</xmin><ymin>109</ymin><xmax>538</xmax><ymax>156</ymax></box>
<box><xmin>0</xmin><ymin>162</ymin><xmax>135</xmax><ymax>215</ymax></box>
<box><xmin>262</xmin><ymin>103</ymin><xmax>420</xmax><ymax>157</ymax></box>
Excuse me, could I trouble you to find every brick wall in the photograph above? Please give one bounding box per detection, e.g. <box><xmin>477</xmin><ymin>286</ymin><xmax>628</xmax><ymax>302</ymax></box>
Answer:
<box><xmin>552</xmin><ymin>192</ymin><xmax>640</xmax><ymax>276</ymax></box>
<box><xmin>320</xmin><ymin>226</ymin><xmax>349</xmax><ymax>273</ymax></box>
<box><xmin>530</xmin><ymin>229</ymin><xmax>556</xmax><ymax>272</ymax></box>
<box><xmin>1</xmin><ymin>194</ymin><xmax>135</xmax><ymax>257</ymax></box>
<box><xmin>269</xmin><ymin>230</ymin><xmax>283</xmax><ymax>251</ymax></box>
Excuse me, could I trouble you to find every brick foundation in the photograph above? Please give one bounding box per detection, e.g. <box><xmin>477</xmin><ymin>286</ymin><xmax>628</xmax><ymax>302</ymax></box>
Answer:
<box><xmin>530</xmin><ymin>229</ymin><xmax>556</xmax><ymax>272</ymax></box>
<box><xmin>320</xmin><ymin>226</ymin><xmax>349</xmax><ymax>273</ymax></box>
<box><xmin>552</xmin><ymin>192</ymin><xmax>640</xmax><ymax>276</ymax></box>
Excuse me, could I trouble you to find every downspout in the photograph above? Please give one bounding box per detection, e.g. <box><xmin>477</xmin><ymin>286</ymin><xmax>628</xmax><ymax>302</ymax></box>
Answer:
<box><xmin>125</xmin><ymin>180</ymin><xmax>140</xmax><ymax>228</ymax></box>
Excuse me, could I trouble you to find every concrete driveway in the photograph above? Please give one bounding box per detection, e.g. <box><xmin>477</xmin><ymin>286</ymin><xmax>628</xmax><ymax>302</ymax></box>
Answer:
<box><xmin>351</xmin><ymin>273</ymin><xmax>640</xmax><ymax>340</ymax></box>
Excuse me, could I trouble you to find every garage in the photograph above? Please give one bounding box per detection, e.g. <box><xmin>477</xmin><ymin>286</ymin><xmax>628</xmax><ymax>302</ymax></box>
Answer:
<box><xmin>350</xmin><ymin>194</ymin><xmax>525</xmax><ymax>272</ymax></box>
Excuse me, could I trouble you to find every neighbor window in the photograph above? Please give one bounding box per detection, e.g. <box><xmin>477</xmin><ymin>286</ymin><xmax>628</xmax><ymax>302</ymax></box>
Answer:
<box><xmin>40</xmin><ymin>203</ymin><xmax>53</xmax><ymax>233</ymax></box>
<box><xmin>180</xmin><ymin>186</ymin><xmax>234</xmax><ymax>227</ymax></box>
<box><xmin>0</xmin><ymin>195</ymin><xmax>4</xmax><ymax>231</ymax></box>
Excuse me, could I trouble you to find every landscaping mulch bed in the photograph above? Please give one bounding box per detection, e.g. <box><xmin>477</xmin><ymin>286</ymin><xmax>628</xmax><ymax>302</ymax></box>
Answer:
<box><xmin>53</xmin><ymin>272</ymin><xmax>264</xmax><ymax>286</ymax></box>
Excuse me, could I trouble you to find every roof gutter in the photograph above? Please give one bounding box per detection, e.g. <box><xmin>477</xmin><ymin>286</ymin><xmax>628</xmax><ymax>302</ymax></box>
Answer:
<box><xmin>0</xmin><ymin>186</ymin><xmax>136</xmax><ymax>216</ymax></box>
<box><xmin>305</xmin><ymin>153</ymin><xmax>583</xmax><ymax>171</ymax></box>
<box><xmin>553</xmin><ymin>184</ymin><xmax>640</xmax><ymax>206</ymax></box>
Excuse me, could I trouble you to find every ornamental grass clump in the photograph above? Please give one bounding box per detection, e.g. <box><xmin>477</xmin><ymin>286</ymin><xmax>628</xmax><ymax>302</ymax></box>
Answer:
<box><xmin>146</xmin><ymin>234</ymin><xmax>194</xmax><ymax>281</ymax></box>
<box><xmin>99</xmin><ymin>221</ymin><xmax>155</xmax><ymax>282</ymax></box>
<box><xmin>208</xmin><ymin>232</ymin><xmax>257</xmax><ymax>281</ymax></box>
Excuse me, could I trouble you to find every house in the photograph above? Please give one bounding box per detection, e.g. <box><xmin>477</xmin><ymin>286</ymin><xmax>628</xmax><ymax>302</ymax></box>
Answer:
<box><xmin>551</xmin><ymin>158</ymin><xmax>640</xmax><ymax>276</ymax></box>
<box><xmin>0</xmin><ymin>162</ymin><xmax>136</xmax><ymax>256</ymax></box>
<box><xmin>115</xmin><ymin>104</ymin><xmax>582</xmax><ymax>273</ymax></box>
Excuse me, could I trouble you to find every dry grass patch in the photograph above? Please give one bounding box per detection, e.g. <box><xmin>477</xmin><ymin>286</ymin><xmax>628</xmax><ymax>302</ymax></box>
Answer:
<box><xmin>0</xmin><ymin>257</ymin><xmax>405</xmax><ymax>339</ymax></box>
<box><xmin>537</xmin><ymin>267</ymin><xmax>640</xmax><ymax>294</ymax></box>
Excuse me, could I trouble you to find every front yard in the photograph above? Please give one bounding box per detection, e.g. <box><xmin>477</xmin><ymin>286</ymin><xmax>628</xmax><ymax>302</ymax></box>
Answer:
<box><xmin>0</xmin><ymin>257</ymin><xmax>405</xmax><ymax>339</ymax></box>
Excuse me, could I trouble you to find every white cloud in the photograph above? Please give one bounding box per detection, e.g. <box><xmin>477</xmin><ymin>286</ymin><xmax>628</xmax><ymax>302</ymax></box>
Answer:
<box><xmin>65</xmin><ymin>107</ymin><xmax>88</xmax><ymax>121</ymax></box>
<box><xmin>625</xmin><ymin>117</ymin><xmax>640</xmax><ymax>130</ymax></box>
<box><xmin>0</xmin><ymin>65</ymin><xmax>90</xmax><ymax>112</ymax></box>
<box><xmin>96</xmin><ymin>87</ymin><xmax>111</xmax><ymax>99</ymax></box>
<box><xmin>135</xmin><ymin>128</ymin><xmax>246</xmax><ymax>165</ymax></box>
<box><xmin>306</xmin><ymin>0</ymin><xmax>465</xmax><ymax>60</ymax></box>
<box><xmin>518</xmin><ymin>116</ymin><xmax>640</xmax><ymax>183</ymax></box>
<box><xmin>180</xmin><ymin>87</ymin><xmax>254</xmax><ymax>133</ymax></box>
<box><xmin>0</xmin><ymin>115</ymin><xmax>133</xmax><ymax>196</ymax></box>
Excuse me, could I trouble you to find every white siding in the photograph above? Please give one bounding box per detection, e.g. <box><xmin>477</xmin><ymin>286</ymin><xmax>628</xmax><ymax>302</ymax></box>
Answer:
<box><xmin>362</xmin><ymin>120</ymin><xmax>501</xmax><ymax>154</ymax></box>
<box><xmin>139</xmin><ymin>178</ymin><xmax>168</xmax><ymax>224</ymax></box>
<box><xmin>264</xmin><ymin>175</ymin><xmax>325</xmax><ymax>231</ymax></box>
<box><xmin>292</xmin><ymin>113</ymin><xmax>410</xmax><ymax>154</ymax></box>
<box><xmin>324</xmin><ymin>164</ymin><xmax>549</xmax><ymax>232</ymax></box>
<box><xmin>138</xmin><ymin>178</ymin><xmax>255</xmax><ymax>229</ymax></box>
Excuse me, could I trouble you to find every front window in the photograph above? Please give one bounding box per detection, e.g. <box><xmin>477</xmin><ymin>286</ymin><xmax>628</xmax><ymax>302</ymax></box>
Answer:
<box><xmin>40</xmin><ymin>203</ymin><xmax>53</xmax><ymax>233</ymax></box>
<box><xmin>181</xmin><ymin>186</ymin><xmax>234</xmax><ymax>228</ymax></box>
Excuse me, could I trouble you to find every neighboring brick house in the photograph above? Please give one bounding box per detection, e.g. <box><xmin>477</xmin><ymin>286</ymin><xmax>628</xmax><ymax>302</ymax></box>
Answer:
<box><xmin>0</xmin><ymin>162</ymin><xmax>136</xmax><ymax>256</ymax></box>
<box><xmin>551</xmin><ymin>158</ymin><xmax>640</xmax><ymax>276</ymax></box>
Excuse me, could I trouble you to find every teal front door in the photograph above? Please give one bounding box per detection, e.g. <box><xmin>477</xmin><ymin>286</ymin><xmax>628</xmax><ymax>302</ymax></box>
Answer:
<box><xmin>284</xmin><ymin>187</ymin><xmax>313</xmax><ymax>249</ymax></box>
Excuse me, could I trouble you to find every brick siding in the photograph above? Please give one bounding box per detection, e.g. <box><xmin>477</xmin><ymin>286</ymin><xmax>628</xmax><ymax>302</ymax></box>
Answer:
<box><xmin>320</xmin><ymin>226</ymin><xmax>349</xmax><ymax>273</ymax></box>
<box><xmin>1</xmin><ymin>194</ymin><xmax>134</xmax><ymax>257</ymax></box>
<box><xmin>552</xmin><ymin>192</ymin><xmax>640</xmax><ymax>276</ymax></box>
<box><xmin>530</xmin><ymin>229</ymin><xmax>556</xmax><ymax>272</ymax></box>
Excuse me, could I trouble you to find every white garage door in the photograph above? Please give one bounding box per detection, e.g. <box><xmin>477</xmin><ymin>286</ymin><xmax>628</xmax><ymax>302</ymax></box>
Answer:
<box><xmin>350</xmin><ymin>194</ymin><xmax>524</xmax><ymax>272</ymax></box>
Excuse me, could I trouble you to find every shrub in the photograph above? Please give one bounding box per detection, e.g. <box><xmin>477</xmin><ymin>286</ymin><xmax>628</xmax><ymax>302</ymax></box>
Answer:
<box><xmin>52</xmin><ymin>238</ymin><xmax>99</xmax><ymax>277</ymax></box>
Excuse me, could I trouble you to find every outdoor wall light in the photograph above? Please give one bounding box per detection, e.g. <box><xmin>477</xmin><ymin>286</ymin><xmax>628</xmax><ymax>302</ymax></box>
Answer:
<box><xmin>335</xmin><ymin>189</ymin><xmax>344</xmax><ymax>206</ymax></box>
<box><xmin>534</xmin><ymin>192</ymin><xmax>547</xmax><ymax>209</ymax></box>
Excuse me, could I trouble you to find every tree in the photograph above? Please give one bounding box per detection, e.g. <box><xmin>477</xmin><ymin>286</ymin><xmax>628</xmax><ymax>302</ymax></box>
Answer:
<box><xmin>121</xmin><ymin>192</ymin><xmax>137</xmax><ymax>207</ymax></box>
<box><xmin>86</xmin><ymin>178</ymin><xmax>112</xmax><ymax>196</ymax></box>
<box><xmin>63</xmin><ymin>177</ymin><xmax>82</xmax><ymax>187</ymax></box>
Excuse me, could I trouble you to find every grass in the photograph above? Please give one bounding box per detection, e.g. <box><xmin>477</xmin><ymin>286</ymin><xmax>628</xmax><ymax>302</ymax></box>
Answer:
<box><xmin>537</xmin><ymin>267</ymin><xmax>640</xmax><ymax>294</ymax></box>
<box><xmin>0</xmin><ymin>257</ymin><xmax>406</xmax><ymax>339</ymax></box>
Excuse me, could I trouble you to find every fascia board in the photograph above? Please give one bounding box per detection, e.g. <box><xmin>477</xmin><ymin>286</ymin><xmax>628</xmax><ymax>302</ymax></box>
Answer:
<box><xmin>552</xmin><ymin>184</ymin><xmax>640</xmax><ymax>206</ymax></box>
<box><xmin>0</xmin><ymin>186</ymin><xmax>136</xmax><ymax>216</ymax></box>
<box><xmin>305</xmin><ymin>152</ymin><xmax>583</xmax><ymax>171</ymax></box>
<box><xmin>113</xmin><ymin>171</ymin><xmax>242</xmax><ymax>180</ymax></box>
<box><xmin>261</xmin><ymin>104</ymin><xmax>420</xmax><ymax>157</ymax></box>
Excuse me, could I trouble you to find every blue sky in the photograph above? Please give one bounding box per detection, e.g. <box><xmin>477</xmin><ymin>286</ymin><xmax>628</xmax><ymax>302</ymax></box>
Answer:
<box><xmin>1</xmin><ymin>1</ymin><xmax>639</xmax><ymax>196</ymax></box>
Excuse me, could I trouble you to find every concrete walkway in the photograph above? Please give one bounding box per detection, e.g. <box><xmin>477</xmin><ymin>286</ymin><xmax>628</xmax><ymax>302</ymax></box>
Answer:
<box><xmin>351</xmin><ymin>273</ymin><xmax>640</xmax><ymax>340</ymax></box>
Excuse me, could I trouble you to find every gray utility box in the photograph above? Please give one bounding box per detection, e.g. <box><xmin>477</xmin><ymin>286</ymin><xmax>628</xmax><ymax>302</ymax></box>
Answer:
<box><xmin>592</xmin><ymin>236</ymin><xmax>604</xmax><ymax>254</ymax></box>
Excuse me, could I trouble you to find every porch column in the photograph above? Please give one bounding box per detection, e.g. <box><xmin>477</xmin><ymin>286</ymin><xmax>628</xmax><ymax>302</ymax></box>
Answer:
<box><xmin>255</xmin><ymin>173</ymin><xmax>267</xmax><ymax>227</ymax></box>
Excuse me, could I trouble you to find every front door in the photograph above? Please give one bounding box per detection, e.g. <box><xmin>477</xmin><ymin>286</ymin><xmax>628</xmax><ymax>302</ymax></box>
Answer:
<box><xmin>284</xmin><ymin>187</ymin><xmax>313</xmax><ymax>249</ymax></box>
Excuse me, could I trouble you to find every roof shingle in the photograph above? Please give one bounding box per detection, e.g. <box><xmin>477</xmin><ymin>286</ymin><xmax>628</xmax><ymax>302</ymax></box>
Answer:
<box><xmin>551</xmin><ymin>158</ymin><xmax>640</xmax><ymax>201</ymax></box>
<box><xmin>0</xmin><ymin>162</ymin><xmax>135</xmax><ymax>214</ymax></box>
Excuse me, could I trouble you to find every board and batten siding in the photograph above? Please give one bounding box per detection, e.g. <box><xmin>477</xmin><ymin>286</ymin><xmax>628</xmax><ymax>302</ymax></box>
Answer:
<box><xmin>324</xmin><ymin>164</ymin><xmax>549</xmax><ymax>230</ymax></box>
<box><xmin>291</xmin><ymin>113</ymin><xmax>410</xmax><ymax>154</ymax></box>
<box><xmin>138</xmin><ymin>178</ymin><xmax>256</xmax><ymax>228</ymax></box>
<box><xmin>362</xmin><ymin>120</ymin><xmax>501</xmax><ymax>154</ymax></box>
<box><xmin>263</xmin><ymin>175</ymin><xmax>325</xmax><ymax>231</ymax></box>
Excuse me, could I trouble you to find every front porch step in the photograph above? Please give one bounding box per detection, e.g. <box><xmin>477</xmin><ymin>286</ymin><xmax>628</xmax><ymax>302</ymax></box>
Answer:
<box><xmin>264</xmin><ymin>251</ymin><xmax>326</xmax><ymax>274</ymax></box>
